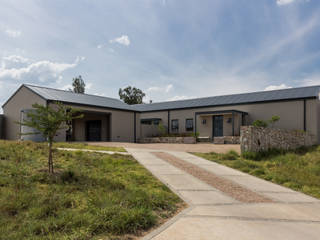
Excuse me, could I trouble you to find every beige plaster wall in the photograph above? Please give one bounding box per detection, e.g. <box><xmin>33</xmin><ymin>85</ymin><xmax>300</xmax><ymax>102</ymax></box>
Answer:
<box><xmin>139</xmin><ymin>99</ymin><xmax>320</xmax><ymax>142</ymax></box>
<box><xmin>2</xmin><ymin>86</ymin><xmax>46</xmax><ymax>140</ymax></box>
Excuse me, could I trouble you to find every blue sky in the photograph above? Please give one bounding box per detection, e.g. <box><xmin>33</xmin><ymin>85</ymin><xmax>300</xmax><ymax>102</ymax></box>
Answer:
<box><xmin>1</xmin><ymin>0</ymin><xmax>320</xmax><ymax>109</ymax></box>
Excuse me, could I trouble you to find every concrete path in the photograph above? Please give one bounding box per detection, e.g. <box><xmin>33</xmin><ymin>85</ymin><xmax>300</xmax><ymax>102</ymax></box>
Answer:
<box><xmin>56</xmin><ymin>147</ymin><xmax>130</xmax><ymax>155</ymax></box>
<box><xmin>87</xmin><ymin>142</ymin><xmax>241</xmax><ymax>153</ymax></box>
<box><xmin>126</xmin><ymin>148</ymin><xmax>320</xmax><ymax>240</ymax></box>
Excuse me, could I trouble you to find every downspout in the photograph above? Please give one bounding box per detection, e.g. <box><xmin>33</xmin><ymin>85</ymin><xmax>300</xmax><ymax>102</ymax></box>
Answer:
<box><xmin>194</xmin><ymin>113</ymin><xmax>197</xmax><ymax>135</ymax></box>
<box><xmin>303</xmin><ymin>99</ymin><xmax>306</xmax><ymax>131</ymax></box>
<box><xmin>232</xmin><ymin>111</ymin><xmax>235</xmax><ymax>136</ymax></box>
<box><xmin>134</xmin><ymin>112</ymin><xmax>137</xmax><ymax>143</ymax></box>
<box><xmin>167</xmin><ymin>110</ymin><xmax>170</xmax><ymax>134</ymax></box>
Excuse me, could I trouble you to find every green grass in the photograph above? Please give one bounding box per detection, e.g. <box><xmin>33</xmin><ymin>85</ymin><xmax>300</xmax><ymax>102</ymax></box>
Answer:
<box><xmin>53</xmin><ymin>142</ymin><xmax>126</xmax><ymax>152</ymax></box>
<box><xmin>194</xmin><ymin>146</ymin><xmax>320</xmax><ymax>199</ymax></box>
<box><xmin>0</xmin><ymin>140</ymin><xmax>182</xmax><ymax>239</ymax></box>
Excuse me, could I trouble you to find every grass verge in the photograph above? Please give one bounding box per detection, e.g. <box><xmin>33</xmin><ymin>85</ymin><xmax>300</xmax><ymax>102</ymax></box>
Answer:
<box><xmin>194</xmin><ymin>147</ymin><xmax>320</xmax><ymax>199</ymax></box>
<box><xmin>0</xmin><ymin>140</ymin><xmax>182</xmax><ymax>239</ymax></box>
<box><xmin>53</xmin><ymin>142</ymin><xmax>126</xmax><ymax>152</ymax></box>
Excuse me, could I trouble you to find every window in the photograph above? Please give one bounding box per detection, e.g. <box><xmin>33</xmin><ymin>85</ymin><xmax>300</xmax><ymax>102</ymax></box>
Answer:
<box><xmin>141</xmin><ymin>119</ymin><xmax>152</xmax><ymax>125</ymax></box>
<box><xmin>185</xmin><ymin>119</ymin><xmax>193</xmax><ymax>131</ymax></box>
<box><xmin>171</xmin><ymin>119</ymin><xmax>179</xmax><ymax>132</ymax></box>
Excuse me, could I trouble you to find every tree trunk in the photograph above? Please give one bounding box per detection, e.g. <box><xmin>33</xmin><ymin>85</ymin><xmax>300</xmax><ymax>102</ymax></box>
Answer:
<box><xmin>48</xmin><ymin>141</ymin><xmax>54</xmax><ymax>174</ymax></box>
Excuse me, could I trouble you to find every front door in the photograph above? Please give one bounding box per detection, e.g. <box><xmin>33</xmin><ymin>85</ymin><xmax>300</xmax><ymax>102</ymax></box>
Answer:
<box><xmin>212</xmin><ymin>115</ymin><xmax>223</xmax><ymax>137</ymax></box>
<box><xmin>86</xmin><ymin>120</ymin><xmax>102</xmax><ymax>141</ymax></box>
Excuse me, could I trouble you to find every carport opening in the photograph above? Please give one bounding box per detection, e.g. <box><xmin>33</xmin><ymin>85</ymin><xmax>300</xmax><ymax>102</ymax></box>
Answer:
<box><xmin>67</xmin><ymin>110</ymin><xmax>111</xmax><ymax>142</ymax></box>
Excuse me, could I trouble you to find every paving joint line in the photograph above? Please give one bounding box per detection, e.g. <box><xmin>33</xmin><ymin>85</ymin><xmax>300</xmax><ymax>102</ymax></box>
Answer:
<box><xmin>183</xmin><ymin>215</ymin><xmax>320</xmax><ymax>224</ymax></box>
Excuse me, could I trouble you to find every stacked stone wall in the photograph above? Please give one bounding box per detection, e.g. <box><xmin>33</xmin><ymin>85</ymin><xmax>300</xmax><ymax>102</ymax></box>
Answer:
<box><xmin>240</xmin><ymin>126</ymin><xmax>317</xmax><ymax>153</ymax></box>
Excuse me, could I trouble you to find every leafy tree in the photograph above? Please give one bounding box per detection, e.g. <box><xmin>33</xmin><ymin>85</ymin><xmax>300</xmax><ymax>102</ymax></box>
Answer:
<box><xmin>19</xmin><ymin>102</ymin><xmax>83</xmax><ymax>174</ymax></box>
<box><xmin>72</xmin><ymin>75</ymin><xmax>86</xmax><ymax>93</ymax></box>
<box><xmin>119</xmin><ymin>86</ymin><xmax>145</xmax><ymax>105</ymax></box>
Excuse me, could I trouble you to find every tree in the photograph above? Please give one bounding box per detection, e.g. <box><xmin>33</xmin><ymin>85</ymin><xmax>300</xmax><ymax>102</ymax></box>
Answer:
<box><xmin>19</xmin><ymin>102</ymin><xmax>83</xmax><ymax>174</ymax></box>
<box><xmin>119</xmin><ymin>86</ymin><xmax>145</xmax><ymax>105</ymax></box>
<box><xmin>72</xmin><ymin>75</ymin><xmax>86</xmax><ymax>93</ymax></box>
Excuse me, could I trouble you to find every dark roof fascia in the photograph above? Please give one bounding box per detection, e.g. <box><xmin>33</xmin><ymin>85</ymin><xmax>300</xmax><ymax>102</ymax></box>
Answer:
<box><xmin>137</xmin><ymin>96</ymin><xmax>318</xmax><ymax>113</ymax></box>
<box><xmin>138</xmin><ymin>109</ymin><xmax>170</xmax><ymax>113</ymax></box>
<box><xmin>2</xmin><ymin>84</ymin><xmax>48</xmax><ymax>108</ymax></box>
<box><xmin>47</xmin><ymin>100</ymin><xmax>138</xmax><ymax>113</ymax></box>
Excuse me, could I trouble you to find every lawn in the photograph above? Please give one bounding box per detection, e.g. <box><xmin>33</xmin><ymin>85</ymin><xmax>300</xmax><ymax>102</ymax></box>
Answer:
<box><xmin>194</xmin><ymin>147</ymin><xmax>320</xmax><ymax>199</ymax></box>
<box><xmin>0</xmin><ymin>140</ymin><xmax>182</xmax><ymax>239</ymax></box>
<box><xmin>53</xmin><ymin>142</ymin><xmax>126</xmax><ymax>152</ymax></box>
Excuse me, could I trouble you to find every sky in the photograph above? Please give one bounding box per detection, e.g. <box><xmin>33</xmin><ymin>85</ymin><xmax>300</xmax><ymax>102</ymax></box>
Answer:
<box><xmin>1</xmin><ymin>0</ymin><xmax>320</xmax><ymax>110</ymax></box>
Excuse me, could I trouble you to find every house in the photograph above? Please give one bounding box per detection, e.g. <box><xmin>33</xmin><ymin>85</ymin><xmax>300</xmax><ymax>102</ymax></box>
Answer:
<box><xmin>1</xmin><ymin>84</ymin><xmax>320</xmax><ymax>143</ymax></box>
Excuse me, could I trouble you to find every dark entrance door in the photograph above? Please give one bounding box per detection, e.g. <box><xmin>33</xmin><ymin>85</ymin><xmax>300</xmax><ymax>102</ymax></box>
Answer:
<box><xmin>212</xmin><ymin>115</ymin><xmax>223</xmax><ymax>137</ymax></box>
<box><xmin>86</xmin><ymin>120</ymin><xmax>102</xmax><ymax>141</ymax></box>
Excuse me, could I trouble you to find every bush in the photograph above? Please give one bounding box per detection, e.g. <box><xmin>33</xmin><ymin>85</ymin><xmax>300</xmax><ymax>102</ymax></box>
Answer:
<box><xmin>252</xmin><ymin>120</ymin><xmax>268</xmax><ymax>128</ymax></box>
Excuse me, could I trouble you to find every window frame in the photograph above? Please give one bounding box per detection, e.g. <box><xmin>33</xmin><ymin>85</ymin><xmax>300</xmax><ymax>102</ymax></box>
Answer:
<box><xmin>171</xmin><ymin>119</ymin><xmax>179</xmax><ymax>132</ymax></box>
<box><xmin>185</xmin><ymin>118</ymin><xmax>193</xmax><ymax>131</ymax></box>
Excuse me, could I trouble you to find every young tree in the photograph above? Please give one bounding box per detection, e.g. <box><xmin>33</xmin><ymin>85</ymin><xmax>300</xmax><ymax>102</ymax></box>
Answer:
<box><xmin>72</xmin><ymin>75</ymin><xmax>86</xmax><ymax>93</ymax></box>
<box><xmin>269</xmin><ymin>115</ymin><xmax>280</xmax><ymax>128</ymax></box>
<box><xmin>118</xmin><ymin>86</ymin><xmax>146</xmax><ymax>105</ymax></box>
<box><xmin>19</xmin><ymin>102</ymin><xmax>83</xmax><ymax>174</ymax></box>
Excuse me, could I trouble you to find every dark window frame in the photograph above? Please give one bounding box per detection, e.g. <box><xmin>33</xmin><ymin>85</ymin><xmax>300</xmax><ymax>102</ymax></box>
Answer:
<box><xmin>141</xmin><ymin>120</ymin><xmax>152</xmax><ymax>125</ymax></box>
<box><xmin>171</xmin><ymin>119</ymin><xmax>179</xmax><ymax>132</ymax></box>
<box><xmin>185</xmin><ymin>118</ymin><xmax>193</xmax><ymax>131</ymax></box>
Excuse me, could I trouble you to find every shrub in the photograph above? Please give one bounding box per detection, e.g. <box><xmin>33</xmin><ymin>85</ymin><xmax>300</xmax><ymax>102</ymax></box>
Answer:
<box><xmin>252</xmin><ymin>120</ymin><xmax>268</xmax><ymax>128</ymax></box>
<box><xmin>157</xmin><ymin>123</ymin><xmax>167</xmax><ymax>137</ymax></box>
<box><xmin>60</xmin><ymin>170</ymin><xmax>78</xmax><ymax>183</ymax></box>
<box><xmin>269</xmin><ymin>115</ymin><xmax>280</xmax><ymax>128</ymax></box>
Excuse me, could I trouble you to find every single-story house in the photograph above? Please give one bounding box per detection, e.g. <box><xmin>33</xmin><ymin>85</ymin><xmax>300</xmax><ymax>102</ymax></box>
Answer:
<box><xmin>1</xmin><ymin>84</ymin><xmax>320</xmax><ymax>143</ymax></box>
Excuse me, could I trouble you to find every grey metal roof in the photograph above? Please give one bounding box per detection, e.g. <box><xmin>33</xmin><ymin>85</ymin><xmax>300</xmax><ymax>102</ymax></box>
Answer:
<box><xmin>131</xmin><ymin>85</ymin><xmax>320</xmax><ymax>112</ymax></box>
<box><xmin>25</xmin><ymin>84</ymin><xmax>135</xmax><ymax>111</ymax></box>
<box><xmin>18</xmin><ymin>84</ymin><xmax>320</xmax><ymax>112</ymax></box>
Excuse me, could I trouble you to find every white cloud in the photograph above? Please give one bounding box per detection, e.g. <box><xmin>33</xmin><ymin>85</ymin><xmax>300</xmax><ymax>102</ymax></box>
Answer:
<box><xmin>97</xmin><ymin>44</ymin><xmax>103</xmax><ymax>49</ymax></box>
<box><xmin>109</xmin><ymin>35</ymin><xmax>130</xmax><ymax>46</ymax></box>
<box><xmin>4</xmin><ymin>29</ymin><xmax>22</xmax><ymax>38</ymax></box>
<box><xmin>146</xmin><ymin>84</ymin><xmax>173</xmax><ymax>93</ymax></box>
<box><xmin>276</xmin><ymin>0</ymin><xmax>310</xmax><ymax>6</ymax></box>
<box><xmin>60</xmin><ymin>84</ymin><xmax>72</xmax><ymax>91</ymax></box>
<box><xmin>167</xmin><ymin>95</ymin><xmax>195</xmax><ymax>101</ymax></box>
<box><xmin>3</xmin><ymin>55</ymin><xmax>30</xmax><ymax>63</ymax></box>
<box><xmin>264</xmin><ymin>84</ymin><xmax>292</xmax><ymax>91</ymax></box>
<box><xmin>276</xmin><ymin>0</ymin><xmax>296</xmax><ymax>5</ymax></box>
<box><xmin>0</xmin><ymin>55</ymin><xmax>85</xmax><ymax>84</ymax></box>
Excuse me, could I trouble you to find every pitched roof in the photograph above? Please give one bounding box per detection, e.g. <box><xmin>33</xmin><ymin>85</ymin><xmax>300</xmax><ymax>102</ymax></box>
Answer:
<box><xmin>24</xmin><ymin>84</ymin><xmax>135</xmax><ymax>111</ymax></box>
<box><xmin>4</xmin><ymin>84</ymin><xmax>320</xmax><ymax>112</ymax></box>
<box><xmin>132</xmin><ymin>85</ymin><xmax>320</xmax><ymax>112</ymax></box>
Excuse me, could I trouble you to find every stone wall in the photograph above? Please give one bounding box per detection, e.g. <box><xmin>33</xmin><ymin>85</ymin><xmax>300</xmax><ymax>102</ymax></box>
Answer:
<box><xmin>139</xmin><ymin>136</ymin><xmax>196</xmax><ymax>144</ymax></box>
<box><xmin>240</xmin><ymin>126</ymin><xmax>317</xmax><ymax>153</ymax></box>
<box><xmin>213</xmin><ymin>136</ymin><xmax>240</xmax><ymax>144</ymax></box>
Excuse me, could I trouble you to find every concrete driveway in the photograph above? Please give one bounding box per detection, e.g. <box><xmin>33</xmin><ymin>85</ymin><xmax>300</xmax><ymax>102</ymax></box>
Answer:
<box><xmin>87</xmin><ymin>142</ymin><xmax>241</xmax><ymax>154</ymax></box>
<box><xmin>126</xmin><ymin>148</ymin><xmax>320</xmax><ymax>240</ymax></box>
